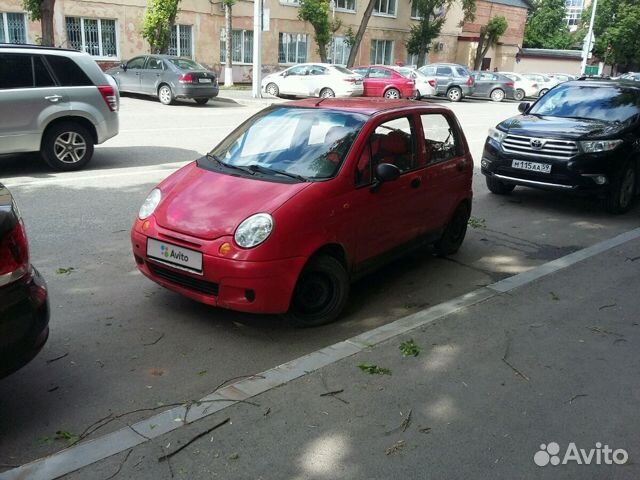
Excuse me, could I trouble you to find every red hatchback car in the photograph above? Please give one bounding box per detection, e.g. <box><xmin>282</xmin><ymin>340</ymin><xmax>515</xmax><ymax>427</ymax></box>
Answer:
<box><xmin>352</xmin><ymin>65</ymin><xmax>416</xmax><ymax>99</ymax></box>
<box><xmin>132</xmin><ymin>99</ymin><xmax>473</xmax><ymax>326</ymax></box>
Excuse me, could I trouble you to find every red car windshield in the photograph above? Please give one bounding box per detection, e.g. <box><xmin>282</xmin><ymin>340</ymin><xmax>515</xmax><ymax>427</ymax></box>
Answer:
<box><xmin>208</xmin><ymin>106</ymin><xmax>367</xmax><ymax>180</ymax></box>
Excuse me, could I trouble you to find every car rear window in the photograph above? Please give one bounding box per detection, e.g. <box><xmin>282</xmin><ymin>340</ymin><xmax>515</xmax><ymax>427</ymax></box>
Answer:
<box><xmin>455</xmin><ymin>67</ymin><xmax>468</xmax><ymax>77</ymax></box>
<box><xmin>529</xmin><ymin>84</ymin><xmax>640</xmax><ymax>123</ymax></box>
<box><xmin>168</xmin><ymin>58</ymin><xmax>206</xmax><ymax>71</ymax></box>
<box><xmin>332</xmin><ymin>65</ymin><xmax>354</xmax><ymax>75</ymax></box>
<box><xmin>34</xmin><ymin>56</ymin><xmax>56</xmax><ymax>87</ymax></box>
<box><xmin>45</xmin><ymin>55</ymin><xmax>93</xmax><ymax>86</ymax></box>
<box><xmin>0</xmin><ymin>53</ymin><xmax>35</xmax><ymax>89</ymax></box>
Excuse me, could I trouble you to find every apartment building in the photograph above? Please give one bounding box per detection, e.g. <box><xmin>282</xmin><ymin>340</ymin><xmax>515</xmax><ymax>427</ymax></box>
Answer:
<box><xmin>0</xmin><ymin>0</ymin><xmax>529</xmax><ymax>81</ymax></box>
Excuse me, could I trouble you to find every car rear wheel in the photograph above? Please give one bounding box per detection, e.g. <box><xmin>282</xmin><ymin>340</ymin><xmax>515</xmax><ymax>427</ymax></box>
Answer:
<box><xmin>486</xmin><ymin>176</ymin><xmax>516</xmax><ymax>194</ymax></box>
<box><xmin>320</xmin><ymin>88</ymin><xmax>335</xmax><ymax>98</ymax></box>
<box><xmin>158</xmin><ymin>85</ymin><xmax>174</xmax><ymax>105</ymax></box>
<box><xmin>266</xmin><ymin>83</ymin><xmax>279</xmax><ymax>97</ymax></box>
<box><xmin>514</xmin><ymin>89</ymin><xmax>525</xmax><ymax>101</ymax></box>
<box><xmin>435</xmin><ymin>202</ymin><xmax>471</xmax><ymax>256</ymax></box>
<box><xmin>285</xmin><ymin>255</ymin><xmax>349</xmax><ymax>327</ymax></box>
<box><xmin>194</xmin><ymin>98</ymin><xmax>209</xmax><ymax>105</ymax></box>
<box><xmin>447</xmin><ymin>86</ymin><xmax>462</xmax><ymax>102</ymax></box>
<box><xmin>490</xmin><ymin>88</ymin><xmax>505</xmax><ymax>102</ymax></box>
<box><xmin>384</xmin><ymin>88</ymin><xmax>400</xmax><ymax>99</ymax></box>
<box><xmin>539</xmin><ymin>88</ymin><xmax>549</xmax><ymax>96</ymax></box>
<box><xmin>603</xmin><ymin>163</ymin><xmax>637</xmax><ymax>214</ymax></box>
<box><xmin>42</xmin><ymin>122</ymin><xmax>94</xmax><ymax>171</ymax></box>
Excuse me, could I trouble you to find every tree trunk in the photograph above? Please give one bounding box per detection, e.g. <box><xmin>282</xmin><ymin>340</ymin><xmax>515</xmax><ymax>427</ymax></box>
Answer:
<box><xmin>318</xmin><ymin>41</ymin><xmax>328</xmax><ymax>63</ymax></box>
<box><xmin>346</xmin><ymin>0</ymin><xmax>377</xmax><ymax>68</ymax></box>
<box><xmin>224</xmin><ymin>4</ymin><xmax>234</xmax><ymax>86</ymax></box>
<box><xmin>473</xmin><ymin>34</ymin><xmax>486</xmax><ymax>70</ymax></box>
<box><xmin>40</xmin><ymin>0</ymin><xmax>55</xmax><ymax>46</ymax></box>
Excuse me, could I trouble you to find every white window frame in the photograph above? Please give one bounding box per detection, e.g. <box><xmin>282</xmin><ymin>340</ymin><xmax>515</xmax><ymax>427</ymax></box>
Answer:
<box><xmin>65</xmin><ymin>17</ymin><xmax>119</xmax><ymax>61</ymax></box>
<box><xmin>280</xmin><ymin>0</ymin><xmax>300</xmax><ymax>6</ymax></box>
<box><xmin>373</xmin><ymin>0</ymin><xmax>396</xmax><ymax>17</ymax></box>
<box><xmin>370</xmin><ymin>39</ymin><xmax>394</xmax><ymax>65</ymax></box>
<box><xmin>220</xmin><ymin>28</ymin><xmax>253</xmax><ymax>65</ymax></box>
<box><xmin>1</xmin><ymin>12</ymin><xmax>28</xmax><ymax>44</ymax></box>
<box><xmin>169</xmin><ymin>24</ymin><xmax>193</xmax><ymax>58</ymax></box>
<box><xmin>334</xmin><ymin>0</ymin><xmax>356</xmax><ymax>13</ymax></box>
<box><xmin>278</xmin><ymin>32</ymin><xmax>309</xmax><ymax>64</ymax></box>
<box><xmin>410</xmin><ymin>2</ymin><xmax>423</xmax><ymax>19</ymax></box>
<box><xmin>328</xmin><ymin>36</ymin><xmax>351</xmax><ymax>65</ymax></box>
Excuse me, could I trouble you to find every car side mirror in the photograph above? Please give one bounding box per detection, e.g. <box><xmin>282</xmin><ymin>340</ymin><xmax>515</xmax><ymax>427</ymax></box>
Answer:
<box><xmin>121</xmin><ymin>63</ymin><xmax>127</xmax><ymax>72</ymax></box>
<box><xmin>518</xmin><ymin>102</ymin><xmax>531</xmax><ymax>114</ymax></box>
<box><xmin>282</xmin><ymin>71</ymin><xmax>288</xmax><ymax>77</ymax></box>
<box><xmin>371</xmin><ymin>163</ymin><xmax>401</xmax><ymax>192</ymax></box>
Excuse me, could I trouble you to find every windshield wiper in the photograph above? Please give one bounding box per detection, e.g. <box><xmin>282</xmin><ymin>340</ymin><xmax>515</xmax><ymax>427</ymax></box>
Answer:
<box><xmin>247</xmin><ymin>164</ymin><xmax>307</xmax><ymax>182</ymax></box>
<box><xmin>205</xmin><ymin>153</ymin><xmax>253</xmax><ymax>174</ymax></box>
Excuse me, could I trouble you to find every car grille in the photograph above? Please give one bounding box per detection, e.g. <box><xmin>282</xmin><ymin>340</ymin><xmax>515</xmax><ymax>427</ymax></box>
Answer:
<box><xmin>502</xmin><ymin>135</ymin><xmax>578</xmax><ymax>160</ymax></box>
<box><xmin>149</xmin><ymin>264</ymin><xmax>219</xmax><ymax>296</ymax></box>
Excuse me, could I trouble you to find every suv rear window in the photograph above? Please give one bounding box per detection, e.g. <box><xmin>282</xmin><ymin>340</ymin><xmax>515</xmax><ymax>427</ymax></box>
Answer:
<box><xmin>455</xmin><ymin>67</ymin><xmax>468</xmax><ymax>77</ymax></box>
<box><xmin>0</xmin><ymin>53</ymin><xmax>34</xmax><ymax>89</ymax></box>
<box><xmin>45</xmin><ymin>55</ymin><xmax>93</xmax><ymax>86</ymax></box>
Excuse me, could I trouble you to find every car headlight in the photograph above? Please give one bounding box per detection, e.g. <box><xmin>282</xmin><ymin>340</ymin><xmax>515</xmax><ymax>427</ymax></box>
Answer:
<box><xmin>138</xmin><ymin>188</ymin><xmax>161</xmax><ymax>219</ymax></box>
<box><xmin>579</xmin><ymin>139</ymin><xmax>623</xmax><ymax>153</ymax></box>
<box><xmin>488</xmin><ymin>127</ymin><xmax>507</xmax><ymax>144</ymax></box>
<box><xmin>234</xmin><ymin>213</ymin><xmax>273</xmax><ymax>248</ymax></box>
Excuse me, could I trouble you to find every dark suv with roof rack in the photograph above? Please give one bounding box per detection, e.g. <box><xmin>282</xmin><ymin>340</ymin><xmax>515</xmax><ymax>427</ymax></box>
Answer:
<box><xmin>481</xmin><ymin>79</ymin><xmax>640</xmax><ymax>213</ymax></box>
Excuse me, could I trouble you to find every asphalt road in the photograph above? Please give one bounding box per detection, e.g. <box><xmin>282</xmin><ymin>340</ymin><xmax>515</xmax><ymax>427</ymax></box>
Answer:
<box><xmin>0</xmin><ymin>94</ymin><xmax>638</xmax><ymax>468</ymax></box>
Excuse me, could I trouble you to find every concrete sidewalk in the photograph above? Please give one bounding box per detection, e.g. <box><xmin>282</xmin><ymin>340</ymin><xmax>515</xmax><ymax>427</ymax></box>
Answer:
<box><xmin>212</xmin><ymin>88</ymin><xmax>282</xmax><ymax>107</ymax></box>
<box><xmin>6</xmin><ymin>233</ymin><xmax>640</xmax><ymax>480</ymax></box>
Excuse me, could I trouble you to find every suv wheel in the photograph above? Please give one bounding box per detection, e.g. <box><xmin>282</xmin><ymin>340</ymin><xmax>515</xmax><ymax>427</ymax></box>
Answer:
<box><xmin>285</xmin><ymin>255</ymin><xmax>349</xmax><ymax>327</ymax></box>
<box><xmin>447</xmin><ymin>86</ymin><xmax>462</xmax><ymax>102</ymax></box>
<box><xmin>486</xmin><ymin>176</ymin><xmax>516</xmax><ymax>194</ymax></box>
<box><xmin>603</xmin><ymin>163</ymin><xmax>637</xmax><ymax>214</ymax></box>
<box><xmin>158</xmin><ymin>85</ymin><xmax>174</xmax><ymax>105</ymax></box>
<box><xmin>514</xmin><ymin>89</ymin><xmax>525</xmax><ymax>101</ymax></box>
<box><xmin>435</xmin><ymin>202</ymin><xmax>470</xmax><ymax>256</ymax></box>
<box><xmin>490</xmin><ymin>88</ymin><xmax>505</xmax><ymax>102</ymax></box>
<box><xmin>42</xmin><ymin>122</ymin><xmax>94</xmax><ymax>171</ymax></box>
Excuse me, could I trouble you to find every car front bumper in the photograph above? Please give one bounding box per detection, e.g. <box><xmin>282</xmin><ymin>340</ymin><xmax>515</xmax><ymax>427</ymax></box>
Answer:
<box><xmin>131</xmin><ymin>222</ymin><xmax>307</xmax><ymax>315</ymax></box>
<box><xmin>0</xmin><ymin>266</ymin><xmax>50</xmax><ymax>378</ymax></box>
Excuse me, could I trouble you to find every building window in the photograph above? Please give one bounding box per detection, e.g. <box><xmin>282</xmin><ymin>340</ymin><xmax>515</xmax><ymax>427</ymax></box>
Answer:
<box><xmin>335</xmin><ymin>0</ymin><xmax>356</xmax><ymax>12</ymax></box>
<box><xmin>564</xmin><ymin>0</ymin><xmax>584</xmax><ymax>27</ymax></box>
<box><xmin>410</xmin><ymin>3</ymin><xmax>422</xmax><ymax>19</ymax></box>
<box><xmin>407</xmin><ymin>52</ymin><xmax>418</xmax><ymax>67</ymax></box>
<box><xmin>66</xmin><ymin>17</ymin><xmax>117</xmax><ymax>58</ymax></box>
<box><xmin>328</xmin><ymin>36</ymin><xmax>351</xmax><ymax>65</ymax></box>
<box><xmin>169</xmin><ymin>24</ymin><xmax>192</xmax><ymax>57</ymax></box>
<box><xmin>370</xmin><ymin>39</ymin><xmax>393</xmax><ymax>65</ymax></box>
<box><xmin>280</xmin><ymin>0</ymin><xmax>300</xmax><ymax>5</ymax></box>
<box><xmin>278</xmin><ymin>33</ymin><xmax>308</xmax><ymax>64</ymax></box>
<box><xmin>220</xmin><ymin>28</ymin><xmax>253</xmax><ymax>64</ymax></box>
<box><xmin>374</xmin><ymin>0</ymin><xmax>396</xmax><ymax>16</ymax></box>
<box><xmin>1</xmin><ymin>12</ymin><xmax>27</xmax><ymax>44</ymax></box>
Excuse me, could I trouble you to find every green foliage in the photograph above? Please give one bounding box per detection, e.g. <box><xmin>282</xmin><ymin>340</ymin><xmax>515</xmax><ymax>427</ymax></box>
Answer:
<box><xmin>588</xmin><ymin>0</ymin><xmax>640</xmax><ymax>68</ymax></box>
<box><xmin>399</xmin><ymin>339</ymin><xmax>421</xmax><ymax>357</ymax></box>
<box><xmin>473</xmin><ymin>16</ymin><xmax>507</xmax><ymax>70</ymax></box>
<box><xmin>523</xmin><ymin>0</ymin><xmax>576</xmax><ymax>49</ymax></box>
<box><xmin>344</xmin><ymin>26</ymin><xmax>356</xmax><ymax>48</ymax></box>
<box><xmin>142</xmin><ymin>0</ymin><xmax>181</xmax><ymax>54</ymax></box>
<box><xmin>22</xmin><ymin>0</ymin><xmax>43</xmax><ymax>20</ymax></box>
<box><xmin>298</xmin><ymin>0</ymin><xmax>340</xmax><ymax>62</ymax></box>
<box><xmin>358</xmin><ymin>363</ymin><xmax>392</xmax><ymax>375</ymax></box>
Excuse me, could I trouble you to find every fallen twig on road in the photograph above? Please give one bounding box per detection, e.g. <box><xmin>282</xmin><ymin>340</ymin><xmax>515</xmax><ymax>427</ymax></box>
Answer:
<box><xmin>567</xmin><ymin>394</ymin><xmax>588</xmax><ymax>404</ymax></box>
<box><xmin>385</xmin><ymin>440</ymin><xmax>405</xmax><ymax>455</ymax></box>
<box><xmin>158</xmin><ymin>418</ymin><xmax>230</xmax><ymax>462</ymax></box>
<box><xmin>502</xmin><ymin>333</ymin><xmax>530</xmax><ymax>381</ymax></box>
<box><xmin>598</xmin><ymin>303</ymin><xmax>617</xmax><ymax>311</ymax></box>
<box><xmin>46</xmin><ymin>352</ymin><xmax>69</xmax><ymax>364</ymax></box>
<box><xmin>385</xmin><ymin>409</ymin><xmax>412</xmax><ymax>435</ymax></box>
<box><xmin>103</xmin><ymin>449</ymin><xmax>132</xmax><ymax>480</ymax></box>
<box><xmin>213</xmin><ymin>374</ymin><xmax>265</xmax><ymax>393</ymax></box>
<box><xmin>587</xmin><ymin>326</ymin><xmax>624</xmax><ymax>337</ymax></box>
<box><xmin>143</xmin><ymin>332</ymin><xmax>165</xmax><ymax>346</ymax></box>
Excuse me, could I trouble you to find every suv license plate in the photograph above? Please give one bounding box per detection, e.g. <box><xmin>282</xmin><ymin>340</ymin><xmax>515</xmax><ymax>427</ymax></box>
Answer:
<box><xmin>147</xmin><ymin>238</ymin><xmax>203</xmax><ymax>274</ymax></box>
<box><xmin>512</xmin><ymin>160</ymin><xmax>551</xmax><ymax>174</ymax></box>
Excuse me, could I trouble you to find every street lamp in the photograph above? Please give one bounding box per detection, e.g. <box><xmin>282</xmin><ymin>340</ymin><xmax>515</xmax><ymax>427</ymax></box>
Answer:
<box><xmin>580</xmin><ymin>0</ymin><xmax>598</xmax><ymax>75</ymax></box>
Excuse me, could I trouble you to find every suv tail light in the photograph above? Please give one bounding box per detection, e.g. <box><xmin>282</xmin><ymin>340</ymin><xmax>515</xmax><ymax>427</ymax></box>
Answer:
<box><xmin>428</xmin><ymin>79</ymin><xmax>436</xmax><ymax>87</ymax></box>
<box><xmin>97</xmin><ymin>85</ymin><xmax>118</xmax><ymax>112</ymax></box>
<box><xmin>179</xmin><ymin>73</ymin><xmax>193</xmax><ymax>83</ymax></box>
<box><xmin>0</xmin><ymin>220</ymin><xmax>29</xmax><ymax>287</ymax></box>
<box><xmin>466</xmin><ymin>76</ymin><xmax>473</xmax><ymax>86</ymax></box>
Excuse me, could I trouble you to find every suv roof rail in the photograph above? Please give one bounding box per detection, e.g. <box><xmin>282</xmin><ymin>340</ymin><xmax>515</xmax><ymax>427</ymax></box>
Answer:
<box><xmin>0</xmin><ymin>43</ymin><xmax>79</xmax><ymax>53</ymax></box>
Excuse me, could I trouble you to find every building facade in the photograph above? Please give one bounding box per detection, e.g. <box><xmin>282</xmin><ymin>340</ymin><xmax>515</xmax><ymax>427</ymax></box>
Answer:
<box><xmin>0</xmin><ymin>0</ymin><xmax>529</xmax><ymax>81</ymax></box>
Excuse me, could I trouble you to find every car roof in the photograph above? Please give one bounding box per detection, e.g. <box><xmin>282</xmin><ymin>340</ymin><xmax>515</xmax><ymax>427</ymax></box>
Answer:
<box><xmin>569</xmin><ymin>78</ymin><xmax>640</xmax><ymax>90</ymax></box>
<box><xmin>0</xmin><ymin>43</ymin><xmax>79</xmax><ymax>53</ymax></box>
<box><xmin>281</xmin><ymin>98</ymin><xmax>449</xmax><ymax>116</ymax></box>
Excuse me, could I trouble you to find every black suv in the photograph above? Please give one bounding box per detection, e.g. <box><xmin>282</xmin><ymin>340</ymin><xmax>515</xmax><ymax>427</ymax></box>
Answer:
<box><xmin>481</xmin><ymin>79</ymin><xmax>640</xmax><ymax>213</ymax></box>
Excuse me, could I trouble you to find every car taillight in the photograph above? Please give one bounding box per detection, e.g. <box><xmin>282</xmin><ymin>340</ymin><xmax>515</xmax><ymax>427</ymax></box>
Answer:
<box><xmin>97</xmin><ymin>85</ymin><xmax>118</xmax><ymax>112</ymax></box>
<box><xmin>343</xmin><ymin>77</ymin><xmax>356</xmax><ymax>83</ymax></box>
<box><xmin>0</xmin><ymin>220</ymin><xmax>29</xmax><ymax>287</ymax></box>
<box><xmin>407</xmin><ymin>79</ymin><xmax>415</xmax><ymax>85</ymax></box>
<box><xmin>466</xmin><ymin>76</ymin><xmax>473</xmax><ymax>86</ymax></box>
<box><xmin>506</xmin><ymin>82</ymin><xmax>514</xmax><ymax>87</ymax></box>
<box><xmin>532</xmin><ymin>83</ymin><xmax>538</xmax><ymax>88</ymax></box>
<box><xmin>179</xmin><ymin>73</ymin><xmax>193</xmax><ymax>83</ymax></box>
<box><xmin>428</xmin><ymin>79</ymin><xmax>436</xmax><ymax>87</ymax></box>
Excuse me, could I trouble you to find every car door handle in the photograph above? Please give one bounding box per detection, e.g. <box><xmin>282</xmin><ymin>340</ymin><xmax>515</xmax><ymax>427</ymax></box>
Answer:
<box><xmin>44</xmin><ymin>95</ymin><xmax>62</xmax><ymax>103</ymax></box>
<box><xmin>410</xmin><ymin>177</ymin><xmax>422</xmax><ymax>189</ymax></box>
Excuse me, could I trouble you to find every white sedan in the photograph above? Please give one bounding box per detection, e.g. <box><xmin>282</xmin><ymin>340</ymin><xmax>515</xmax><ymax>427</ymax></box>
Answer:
<box><xmin>392</xmin><ymin>66</ymin><xmax>436</xmax><ymax>99</ymax></box>
<box><xmin>261</xmin><ymin>63</ymin><xmax>363</xmax><ymax>99</ymax></box>
<box><xmin>499</xmin><ymin>72</ymin><xmax>540</xmax><ymax>100</ymax></box>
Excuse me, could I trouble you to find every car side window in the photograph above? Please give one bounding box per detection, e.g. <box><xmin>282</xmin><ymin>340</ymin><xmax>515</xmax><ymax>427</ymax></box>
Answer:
<box><xmin>422</xmin><ymin>66</ymin><xmax>436</xmax><ymax>76</ymax></box>
<box><xmin>369</xmin><ymin>67</ymin><xmax>392</xmax><ymax>79</ymax></box>
<box><xmin>33</xmin><ymin>55</ymin><xmax>56</xmax><ymax>87</ymax></box>
<box><xmin>127</xmin><ymin>57</ymin><xmax>146</xmax><ymax>70</ymax></box>
<box><xmin>355</xmin><ymin>116</ymin><xmax>416</xmax><ymax>187</ymax></box>
<box><xmin>421</xmin><ymin>114</ymin><xmax>459</xmax><ymax>165</ymax></box>
<box><xmin>147</xmin><ymin>58</ymin><xmax>164</xmax><ymax>70</ymax></box>
<box><xmin>352</xmin><ymin>68</ymin><xmax>368</xmax><ymax>77</ymax></box>
<box><xmin>309</xmin><ymin>65</ymin><xmax>327</xmax><ymax>75</ymax></box>
<box><xmin>0</xmin><ymin>53</ymin><xmax>34</xmax><ymax>89</ymax></box>
<box><xmin>437</xmin><ymin>66</ymin><xmax>452</xmax><ymax>76</ymax></box>
<box><xmin>455</xmin><ymin>67</ymin><xmax>468</xmax><ymax>77</ymax></box>
<box><xmin>45</xmin><ymin>55</ymin><xmax>93</xmax><ymax>86</ymax></box>
<box><xmin>287</xmin><ymin>65</ymin><xmax>308</xmax><ymax>76</ymax></box>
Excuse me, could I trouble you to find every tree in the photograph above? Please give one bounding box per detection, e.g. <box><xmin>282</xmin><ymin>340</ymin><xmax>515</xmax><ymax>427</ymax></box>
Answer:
<box><xmin>588</xmin><ymin>0</ymin><xmax>640</xmax><ymax>71</ymax></box>
<box><xmin>223</xmin><ymin>0</ymin><xmax>234</xmax><ymax>86</ymax></box>
<box><xmin>298</xmin><ymin>0</ymin><xmax>340</xmax><ymax>63</ymax></box>
<box><xmin>523</xmin><ymin>0</ymin><xmax>575</xmax><ymax>49</ymax></box>
<box><xmin>345</xmin><ymin>0</ymin><xmax>377</xmax><ymax>67</ymax></box>
<box><xmin>22</xmin><ymin>0</ymin><xmax>55</xmax><ymax>46</ymax></box>
<box><xmin>403</xmin><ymin>0</ymin><xmax>477</xmax><ymax>68</ymax></box>
<box><xmin>473</xmin><ymin>15</ymin><xmax>507</xmax><ymax>69</ymax></box>
<box><xmin>142</xmin><ymin>0</ymin><xmax>181</xmax><ymax>54</ymax></box>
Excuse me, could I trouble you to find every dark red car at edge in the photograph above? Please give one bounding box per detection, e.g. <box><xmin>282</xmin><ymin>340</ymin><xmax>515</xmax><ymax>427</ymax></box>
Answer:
<box><xmin>351</xmin><ymin>66</ymin><xmax>417</xmax><ymax>99</ymax></box>
<box><xmin>132</xmin><ymin>98</ymin><xmax>473</xmax><ymax>326</ymax></box>
<box><xmin>0</xmin><ymin>184</ymin><xmax>49</xmax><ymax>378</ymax></box>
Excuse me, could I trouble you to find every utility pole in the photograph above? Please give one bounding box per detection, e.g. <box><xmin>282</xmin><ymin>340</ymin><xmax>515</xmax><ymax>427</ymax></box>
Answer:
<box><xmin>581</xmin><ymin>0</ymin><xmax>598</xmax><ymax>75</ymax></box>
<box><xmin>252</xmin><ymin>0</ymin><xmax>263</xmax><ymax>98</ymax></box>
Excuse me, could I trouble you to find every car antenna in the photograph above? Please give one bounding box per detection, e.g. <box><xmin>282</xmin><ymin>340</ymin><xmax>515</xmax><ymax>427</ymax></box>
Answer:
<box><xmin>315</xmin><ymin>97</ymin><xmax>328</xmax><ymax>107</ymax></box>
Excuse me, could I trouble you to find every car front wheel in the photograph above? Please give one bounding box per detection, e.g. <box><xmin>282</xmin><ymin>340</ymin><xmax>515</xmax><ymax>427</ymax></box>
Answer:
<box><xmin>603</xmin><ymin>163</ymin><xmax>637</xmax><ymax>214</ymax></box>
<box><xmin>158</xmin><ymin>85</ymin><xmax>174</xmax><ymax>105</ymax></box>
<box><xmin>285</xmin><ymin>255</ymin><xmax>349</xmax><ymax>327</ymax></box>
<box><xmin>266</xmin><ymin>82</ymin><xmax>279</xmax><ymax>97</ymax></box>
<box><xmin>42</xmin><ymin>122</ymin><xmax>94</xmax><ymax>171</ymax></box>
<box><xmin>447</xmin><ymin>86</ymin><xmax>462</xmax><ymax>102</ymax></box>
<box><xmin>486</xmin><ymin>176</ymin><xmax>516</xmax><ymax>194</ymax></box>
<box><xmin>514</xmin><ymin>89</ymin><xmax>525</xmax><ymax>101</ymax></box>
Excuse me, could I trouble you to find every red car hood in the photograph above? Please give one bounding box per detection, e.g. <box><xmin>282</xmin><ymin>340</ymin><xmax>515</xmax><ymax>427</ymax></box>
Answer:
<box><xmin>155</xmin><ymin>162</ymin><xmax>310</xmax><ymax>240</ymax></box>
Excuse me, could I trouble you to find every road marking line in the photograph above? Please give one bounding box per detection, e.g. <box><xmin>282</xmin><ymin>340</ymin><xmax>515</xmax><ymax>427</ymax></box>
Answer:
<box><xmin>3</xmin><ymin>226</ymin><xmax>640</xmax><ymax>480</ymax></box>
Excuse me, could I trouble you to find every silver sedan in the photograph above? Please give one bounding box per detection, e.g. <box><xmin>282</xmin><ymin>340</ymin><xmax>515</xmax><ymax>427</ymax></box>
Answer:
<box><xmin>107</xmin><ymin>56</ymin><xmax>219</xmax><ymax>105</ymax></box>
